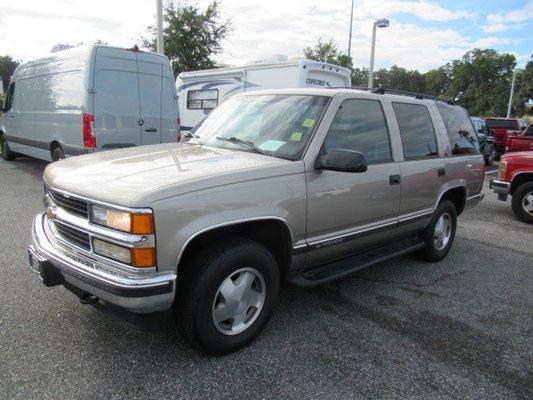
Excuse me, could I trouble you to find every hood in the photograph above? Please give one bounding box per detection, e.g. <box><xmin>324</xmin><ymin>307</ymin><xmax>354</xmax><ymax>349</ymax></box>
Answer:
<box><xmin>44</xmin><ymin>143</ymin><xmax>298</xmax><ymax>206</ymax></box>
<box><xmin>501</xmin><ymin>151</ymin><xmax>533</xmax><ymax>161</ymax></box>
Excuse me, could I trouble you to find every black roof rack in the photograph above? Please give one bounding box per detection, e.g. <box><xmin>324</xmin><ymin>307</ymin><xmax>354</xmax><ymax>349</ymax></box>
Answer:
<box><xmin>339</xmin><ymin>86</ymin><xmax>455</xmax><ymax>105</ymax></box>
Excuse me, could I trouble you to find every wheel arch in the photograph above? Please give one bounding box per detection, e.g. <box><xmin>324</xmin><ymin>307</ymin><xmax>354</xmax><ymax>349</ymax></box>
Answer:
<box><xmin>177</xmin><ymin>217</ymin><xmax>294</xmax><ymax>277</ymax></box>
<box><xmin>435</xmin><ymin>185</ymin><xmax>467</xmax><ymax>215</ymax></box>
<box><xmin>510</xmin><ymin>172</ymin><xmax>533</xmax><ymax>195</ymax></box>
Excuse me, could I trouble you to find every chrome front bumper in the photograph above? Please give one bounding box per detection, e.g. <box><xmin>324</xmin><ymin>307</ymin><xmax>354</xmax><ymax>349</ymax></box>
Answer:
<box><xmin>490</xmin><ymin>180</ymin><xmax>510</xmax><ymax>201</ymax></box>
<box><xmin>29</xmin><ymin>213</ymin><xmax>176</xmax><ymax>313</ymax></box>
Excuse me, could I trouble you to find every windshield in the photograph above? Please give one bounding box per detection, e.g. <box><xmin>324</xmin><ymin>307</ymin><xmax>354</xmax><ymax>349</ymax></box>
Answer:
<box><xmin>195</xmin><ymin>94</ymin><xmax>330</xmax><ymax>160</ymax></box>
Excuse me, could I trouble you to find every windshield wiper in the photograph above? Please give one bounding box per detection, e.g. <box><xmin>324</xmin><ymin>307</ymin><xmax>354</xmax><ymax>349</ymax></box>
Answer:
<box><xmin>216</xmin><ymin>137</ymin><xmax>266</xmax><ymax>155</ymax></box>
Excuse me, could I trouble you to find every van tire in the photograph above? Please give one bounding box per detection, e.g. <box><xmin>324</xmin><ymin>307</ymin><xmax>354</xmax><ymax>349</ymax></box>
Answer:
<box><xmin>0</xmin><ymin>135</ymin><xmax>16</xmax><ymax>161</ymax></box>
<box><xmin>51</xmin><ymin>146</ymin><xmax>65</xmax><ymax>162</ymax></box>
<box><xmin>417</xmin><ymin>200</ymin><xmax>457</xmax><ymax>262</ymax></box>
<box><xmin>176</xmin><ymin>237</ymin><xmax>280</xmax><ymax>356</ymax></box>
<box><xmin>511</xmin><ymin>182</ymin><xmax>533</xmax><ymax>224</ymax></box>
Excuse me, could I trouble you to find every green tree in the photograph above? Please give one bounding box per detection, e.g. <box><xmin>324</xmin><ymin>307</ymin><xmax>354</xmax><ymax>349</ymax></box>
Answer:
<box><xmin>424</xmin><ymin>66</ymin><xmax>451</xmax><ymax>98</ymax></box>
<box><xmin>143</xmin><ymin>1</ymin><xmax>231</xmax><ymax>76</ymax></box>
<box><xmin>372</xmin><ymin>65</ymin><xmax>427</xmax><ymax>93</ymax></box>
<box><xmin>0</xmin><ymin>55</ymin><xmax>19</xmax><ymax>94</ymax></box>
<box><xmin>514</xmin><ymin>61</ymin><xmax>533</xmax><ymax>116</ymax></box>
<box><xmin>303</xmin><ymin>38</ymin><xmax>352</xmax><ymax>69</ymax></box>
<box><xmin>447</xmin><ymin>49</ymin><xmax>516</xmax><ymax>116</ymax></box>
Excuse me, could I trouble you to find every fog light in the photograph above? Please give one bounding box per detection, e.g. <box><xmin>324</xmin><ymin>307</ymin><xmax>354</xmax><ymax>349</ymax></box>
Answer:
<box><xmin>93</xmin><ymin>238</ymin><xmax>131</xmax><ymax>264</ymax></box>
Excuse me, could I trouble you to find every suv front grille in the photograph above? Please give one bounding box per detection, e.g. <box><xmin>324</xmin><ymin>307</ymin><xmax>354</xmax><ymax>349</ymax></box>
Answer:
<box><xmin>53</xmin><ymin>220</ymin><xmax>91</xmax><ymax>251</ymax></box>
<box><xmin>48</xmin><ymin>189</ymin><xmax>89</xmax><ymax>218</ymax></box>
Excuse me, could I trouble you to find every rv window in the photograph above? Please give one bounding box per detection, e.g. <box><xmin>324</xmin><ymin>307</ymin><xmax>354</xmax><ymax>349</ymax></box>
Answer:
<box><xmin>187</xmin><ymin>89</ymin><xmax>219</xmax><ymax>110</ymax></box>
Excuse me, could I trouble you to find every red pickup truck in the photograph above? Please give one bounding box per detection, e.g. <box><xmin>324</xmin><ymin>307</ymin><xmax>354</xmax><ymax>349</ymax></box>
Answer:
<box><xmin>490</xmin><ymin>151</ymin><xmax>533</xmax><ymax>223</ymax></box>
<box><xmin>485</xmin><ymin>117</ymin><xmax>527</xmax><ymax>154</ymax></box>
<box><xmin>506</xmin><ymin>124</ymin><xmax>533</xmax><ymax>152</ymax></box>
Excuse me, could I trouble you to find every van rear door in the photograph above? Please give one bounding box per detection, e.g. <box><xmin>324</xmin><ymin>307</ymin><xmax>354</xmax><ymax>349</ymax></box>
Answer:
<box><xmin>93</xmin><ymin>48</ymin><xmax>141</xmax><ymax>148</ymax></box>
<box><xmin>137</xmin><ymin>53</ymin><xmax>163</xmax><ymax>145</ymax></box>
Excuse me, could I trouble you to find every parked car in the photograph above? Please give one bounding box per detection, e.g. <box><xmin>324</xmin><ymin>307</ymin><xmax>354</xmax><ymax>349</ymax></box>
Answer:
<box><xmin>0</xmin><ymin>45</ymin><xmax>179</xmax><ymax>162</ymax></box>
<box><xmin>505</xmin><ymin>124</ymin><xmax>533</xmax><ymax>153</ymax></box>
<box><xmin>176</xmin><ymin>60</ymin><xmax>352</xmax><ymax>133</ymax></box>
<box><xmin>471</xmin><ymin>116</ymin><xmax>497</xmax><ymax>165</ymax></box>
<box><xmin>490</xmin><ymin>151</ymin><xmax>533</xmax><ymax>223</ymax></box>
<box><xmin>27</xmin><ymin>88</ymin><xmax>485</xmax><ymax>355</ymax></box>
<box><xmin>485</xmin><ymin>117</ymin><xmax>527</xmax><ymax>156</ymax></box>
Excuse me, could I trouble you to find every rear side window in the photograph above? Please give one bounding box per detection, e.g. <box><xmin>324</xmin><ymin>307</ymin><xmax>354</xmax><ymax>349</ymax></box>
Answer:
<box><xmin>187</xmin><ymin>89</ymin><xmax>218</xmax><ymax>110</ymax></box>
<box><xmin>324</xmin><ymin>99</ymin><xmax>392</xmax><ymax>163</ymax></box>
<box><xmin>525</xmin><ymin>125</ymin><xmax>533</xmax><ymax>136</ymax></box>
<box><xmin>436</xmin><ymin>103</ymin><xmax>480</xmax><ymax>156</ymax></box>
<box><xmin>392</xmin><ymin>102</ymin><xmax>438</xmax><ymax>159</ymax></box>
<box><xmin>486</xmin><ymin>119</ymin><xmax>519</xmax><ymax>130</ymax></box>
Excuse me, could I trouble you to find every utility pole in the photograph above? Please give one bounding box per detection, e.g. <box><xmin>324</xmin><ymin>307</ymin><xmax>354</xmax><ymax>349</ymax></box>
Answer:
<box><xmin>348</xmin><ymin>0</ymin><xmax>355</xmax><ymax>60</ymax></box>
<box><xmin>506</xmin><ymin>69</ymin><xmax>517</xmax><ymax>118</ymax></box>
<box><xmin>156</xmin><ymin>0</ymin><xmax>164</xmax><ymax>55</ymax></box>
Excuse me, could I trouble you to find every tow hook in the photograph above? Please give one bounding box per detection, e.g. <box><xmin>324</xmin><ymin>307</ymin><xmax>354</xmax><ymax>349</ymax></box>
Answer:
<box><xmin>79</xmin><ymin>293</ymin><xmax>99</xmax><ymax>305</ymax></box>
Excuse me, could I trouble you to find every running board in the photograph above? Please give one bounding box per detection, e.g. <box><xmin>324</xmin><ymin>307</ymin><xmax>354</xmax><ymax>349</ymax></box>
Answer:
<box><xmin>288</xmin><ymin>236</ymin><xmax>424</xmax><ymax>287</ymax></box>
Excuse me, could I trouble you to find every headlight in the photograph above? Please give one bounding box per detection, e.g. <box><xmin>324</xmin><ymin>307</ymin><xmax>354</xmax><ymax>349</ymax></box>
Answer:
<box><xmin>90</xmin><ymin>205</ymin><xmax>154</xmax><ymax>234</ymax></box>
<box><xmin>498</xmin><ymin>160</ymin><xmax>507</xmax><ymax>180</ymax></box>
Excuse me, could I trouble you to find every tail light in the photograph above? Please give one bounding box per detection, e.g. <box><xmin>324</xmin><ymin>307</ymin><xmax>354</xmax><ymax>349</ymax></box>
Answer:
<box><xmin>82</xmin><ymin>113</ymin><xmax>96</xmax><ymax>148</ymax></box>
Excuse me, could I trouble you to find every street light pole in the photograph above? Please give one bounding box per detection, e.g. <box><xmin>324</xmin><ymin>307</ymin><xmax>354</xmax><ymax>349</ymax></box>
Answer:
<box><xmin>156</xmin><ymin>0</ymin><xmax>164</xmax><ymax>55</ymax></box>
<box><xmin>367</xmin><ymin>18</ymin><xmax>389</xmax><ymax>89</ymax></box>
<box><xmin>368</xmin><ymin>22</ymin><xmax>377</xmax><ymax>89</ymax></box>
<box><xmin>506</xmin><ymin>69</ymin><xmax>517</xmax><ymax>118</ymax></box>
<box><xmin>348</xmin><ymin>0</ymin><xmax>355</xmax><ymax>60</ymax></box>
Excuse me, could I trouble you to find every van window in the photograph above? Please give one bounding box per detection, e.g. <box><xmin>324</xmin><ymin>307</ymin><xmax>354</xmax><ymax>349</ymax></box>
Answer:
<box><xmin>187</xmin><ymin>89</ymin><xmax>218</xmax><ymax>109</ymax></box>
<box><xmin>393</xmin><ymin>102</ymin><xmax>438</xmax><ymax>159</ymax></box>
<box><xmin>436</xmin><ymin>103</ymin><xmax>480</xmax><ymax>156</ymax></box>
<box><xmin>323</xmin><ymin>99</ymin><xmax>392</xmax><ymax>163</ymax></box>
<box><xmin>29</xmin><ymin>71</ymin><xmax>83</xmax><ymax>112</ymax></box>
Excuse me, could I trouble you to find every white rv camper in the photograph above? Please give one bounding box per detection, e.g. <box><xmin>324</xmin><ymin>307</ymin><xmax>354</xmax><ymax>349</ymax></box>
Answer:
<box><xmin>176</xmin><ymin>60</ymin><xmax>351</xmax><ymax>132</ymax></box>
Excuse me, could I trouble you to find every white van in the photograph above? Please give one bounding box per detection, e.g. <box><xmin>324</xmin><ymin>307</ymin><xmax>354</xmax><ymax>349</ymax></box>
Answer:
<box><xmin>176</xmin><ymin>60</ymin><xmax>351</xmax><ymax>132</ymax></box>
<box><xmin>0</xmin><ymin>45</ymin><xmax>179</xmax><ymax>162</ymax></box>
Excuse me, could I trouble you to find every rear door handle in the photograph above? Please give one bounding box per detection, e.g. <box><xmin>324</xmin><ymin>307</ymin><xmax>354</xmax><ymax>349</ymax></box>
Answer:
<box><xmin>438</xmin><ymin>167</ymin><xmax>446</xmax><ymax>177</ymax></box>
<box><xmin>145</xmin><ymin>128</ymin><xmax>157</xmax><ymax>132</ymax></box>
<box><xmin>389</xmin><ymin>175</ymin><xmax>401</xmax><ymax>185</ymax></box>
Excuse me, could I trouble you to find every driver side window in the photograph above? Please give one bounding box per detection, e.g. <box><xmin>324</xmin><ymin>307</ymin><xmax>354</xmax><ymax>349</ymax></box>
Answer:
<box><xmin>4</xmin><ymin>82</ymin><xmax>15</xmax><ymax>111</ymax></box>
<box><xmin>323</xmin><ymin>99</ymin><xmax>392</xmax><ymax>164</ymax></box>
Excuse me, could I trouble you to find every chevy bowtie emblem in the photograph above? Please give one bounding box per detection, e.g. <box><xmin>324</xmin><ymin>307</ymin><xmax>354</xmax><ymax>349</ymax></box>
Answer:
<box><xmin>46</xmin><ymin>206</ymin><xmax>58</xmax><ymax>220</ymax></box>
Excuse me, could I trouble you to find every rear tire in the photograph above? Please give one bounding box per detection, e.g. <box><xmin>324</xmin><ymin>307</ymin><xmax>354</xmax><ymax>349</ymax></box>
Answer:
<box><xmin>176</xmin><ymin>237</ymin><xmax>280</xmax><ymax>356</ymax></box>
<box><xmin>511</xmin><ymin>182</ymin><xmax>533</xmax><ymax>224</ymax></box>
<box><xmin>417</xmin><ymin>200</ymin><xmax>457</xmax><ymax>262</ymax></box>
<box><xmin>51</xmin><ymin>146</ymin><xmax>65</xmax><ymax>162</ymax></box>
<box><xmin>0</xmin><ymin>135</ymin><xmax>16</xmax><ymax>161</ymax></box>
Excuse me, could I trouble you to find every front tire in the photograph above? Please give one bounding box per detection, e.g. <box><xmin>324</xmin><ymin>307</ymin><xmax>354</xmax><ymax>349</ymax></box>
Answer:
<box><xmin>176</xmin><ymin>238</ymin><xmax>280</xmax><ymax>356</ymax></box>
<box><xmin>417</xmin><ymin>200</ymin><xmax>457</xmax><ymax>262</ymax></box>
<box><xmin>511</xmin><ymin>182</ymin><xmax>533</xmax><ymax>224</ymax></box>
<box><xmin>1</xmin><ymin>135</ymin><xmax>16</xmax><ymax>161</ymax></box>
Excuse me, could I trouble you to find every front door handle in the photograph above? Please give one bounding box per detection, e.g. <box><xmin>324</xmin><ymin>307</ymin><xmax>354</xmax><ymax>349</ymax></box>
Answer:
<box><xmin>389</xmin><ymin>175</ymin><xmax>401</xmax><ymax>185</ymax></box>
<box><xmin>145</xmin><ymin>128</ymin><xmax>157</xmax><ymax>132</ymax></box>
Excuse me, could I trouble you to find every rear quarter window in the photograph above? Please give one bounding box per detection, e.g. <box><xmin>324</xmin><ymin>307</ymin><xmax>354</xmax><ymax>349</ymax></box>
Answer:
<box><xmin>436</xmin><ymin>103</ymin><xmax>480</xmax><ymax>156</ymax></box>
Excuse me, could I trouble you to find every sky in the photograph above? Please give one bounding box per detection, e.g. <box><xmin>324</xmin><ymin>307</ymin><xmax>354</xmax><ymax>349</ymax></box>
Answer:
<box><xmin>0</xmin><ymin>0</ymin><xmax>531</xmax><ymax>72</ymax></box>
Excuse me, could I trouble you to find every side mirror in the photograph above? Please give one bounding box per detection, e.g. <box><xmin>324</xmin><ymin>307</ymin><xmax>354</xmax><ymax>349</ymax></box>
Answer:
<box><xmin>315</xmin><ymin>148</ymin><xmax>367</xmax><ymax>173</ymax></box>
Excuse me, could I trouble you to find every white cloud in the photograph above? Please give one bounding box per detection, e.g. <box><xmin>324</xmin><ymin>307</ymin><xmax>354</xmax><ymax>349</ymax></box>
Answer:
<box><xmin>482</xmin><ymin>1</ymin><xmax>533</xmax><ymax>33</ymax></box>
<box><xmin>0</xmin><ymin>0</ymin><xmax>521</xmax><ymax>72</ymax></box>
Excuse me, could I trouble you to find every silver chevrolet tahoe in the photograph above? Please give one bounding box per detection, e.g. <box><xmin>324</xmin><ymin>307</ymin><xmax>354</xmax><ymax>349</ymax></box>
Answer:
<box><xmin>27</xmin><ymin>88</ymin><xmax>485</xmax><ymax>355</ymax></box>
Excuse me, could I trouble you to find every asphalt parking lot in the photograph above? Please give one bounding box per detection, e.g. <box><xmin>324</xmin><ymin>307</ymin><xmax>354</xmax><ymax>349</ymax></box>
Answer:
<box><xmin>0</xmin><ymin>157</ymin><xmax>531</xmax><ymax>400</ymax></box>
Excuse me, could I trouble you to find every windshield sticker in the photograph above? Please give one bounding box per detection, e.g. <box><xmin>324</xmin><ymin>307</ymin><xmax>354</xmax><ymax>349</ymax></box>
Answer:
<box><xmin>259</xmin><ymin>140</ymin><xmax>285</xmax><ymax>151</ymax></box>
<box><xmin>290</xmin><ymin>132</ymin><xmax>303</xmax><ymax>141</ymax></box>
<box><xmin>302</xmin><ymin>118</ymin><xmax>315</xmax><ymax>128</ymax></box>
